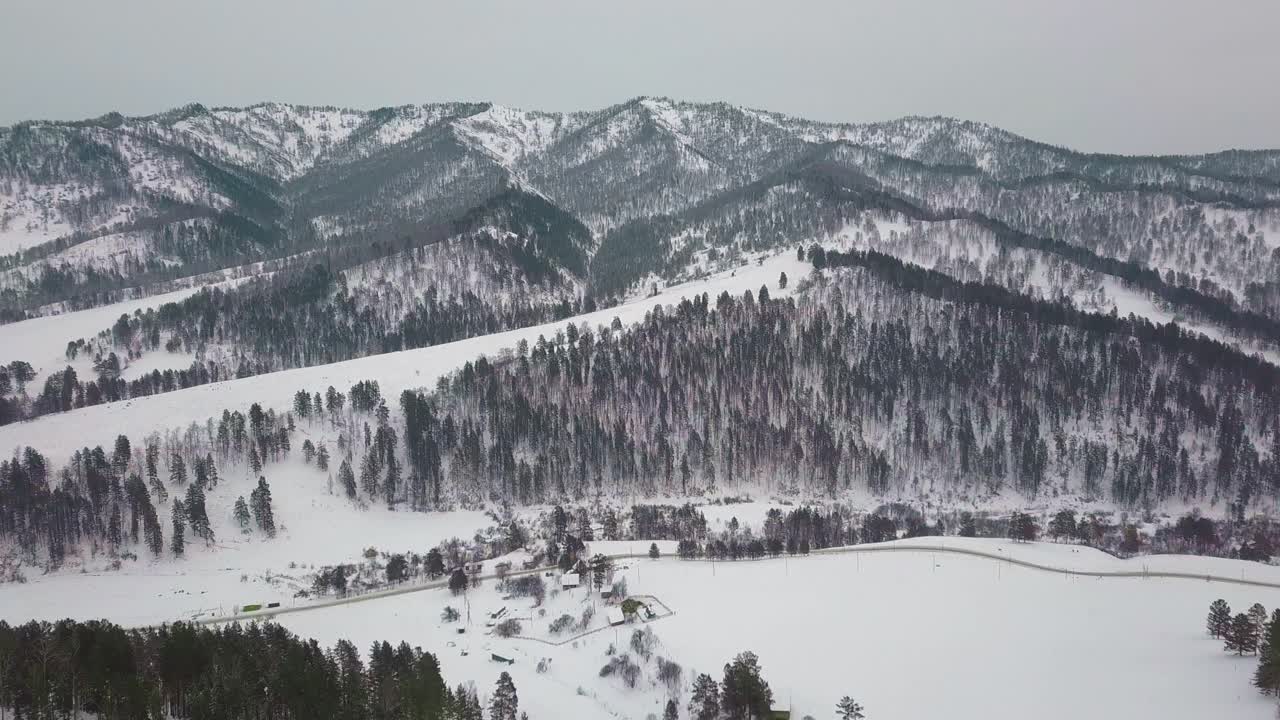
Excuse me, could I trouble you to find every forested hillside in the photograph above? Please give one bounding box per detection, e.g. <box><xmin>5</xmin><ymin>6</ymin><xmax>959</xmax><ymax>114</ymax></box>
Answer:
<box><xmin>393</xmin><ymin>262</ymin><xmax>1280</xmax><ymax>510</ymax></box>
<box><xmin>4</xmin><ymin>97</ymin><xmax>1278</xmax><ymax>328</ymax></box>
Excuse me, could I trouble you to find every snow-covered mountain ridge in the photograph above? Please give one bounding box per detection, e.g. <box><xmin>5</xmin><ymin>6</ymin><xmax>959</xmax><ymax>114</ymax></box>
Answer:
<box><xmin>3</xmin><ymin>97</ymin><xmax>1278</xmax><ymax>324</ymax></box>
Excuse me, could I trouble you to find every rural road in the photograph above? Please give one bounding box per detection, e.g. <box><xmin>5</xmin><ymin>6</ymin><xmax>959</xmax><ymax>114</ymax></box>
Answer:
<box><xmin>191</xmin><ymin>540</ymin><xmax>1280</xmax><ymax>626</ymax></box>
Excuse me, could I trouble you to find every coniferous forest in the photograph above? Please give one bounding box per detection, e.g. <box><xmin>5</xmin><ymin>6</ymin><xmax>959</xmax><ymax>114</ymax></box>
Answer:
<box><xmin>0</xmin><ymin>618</ymin><xmax>478</xmax><ymax>720</ymax></box>
<box><xmin>395</xmin><ymin>264</ymin><xmax>1280</xmax><ymax>511</ymax></box>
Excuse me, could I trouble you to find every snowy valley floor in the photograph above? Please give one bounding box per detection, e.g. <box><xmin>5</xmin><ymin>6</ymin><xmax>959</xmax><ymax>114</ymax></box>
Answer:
<box><xmin>4</xmin><ymin>537</ymin><xmax>1280</xmax><ymax>720</ymax></box>
<box><xmin>274</xmin><ymin>542</ymin><xmax>1280</xmax><ymax>720</ymax></box>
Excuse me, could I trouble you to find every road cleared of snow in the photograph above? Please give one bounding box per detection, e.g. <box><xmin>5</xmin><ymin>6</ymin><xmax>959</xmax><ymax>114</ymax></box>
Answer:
<box><xmin>190</xmin><ymin>537</ymin><xmax>1280</xmax><ymax>626</ymax></box>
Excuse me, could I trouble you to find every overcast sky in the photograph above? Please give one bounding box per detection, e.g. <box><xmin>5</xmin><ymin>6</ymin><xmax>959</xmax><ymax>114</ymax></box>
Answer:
<box><xmin>2</xmin><ymin>0</ymin><xmax>1276</xmax><ymax>155</ymax></box>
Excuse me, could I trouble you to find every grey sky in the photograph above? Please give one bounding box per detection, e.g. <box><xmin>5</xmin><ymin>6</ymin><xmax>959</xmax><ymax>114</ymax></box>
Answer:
<box><xmin>2</xmin><ymin>0</ymin><xmax>1276</xmax><ymax>155</ymax></box>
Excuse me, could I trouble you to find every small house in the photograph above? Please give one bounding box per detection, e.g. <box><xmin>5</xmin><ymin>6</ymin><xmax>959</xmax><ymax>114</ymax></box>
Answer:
<box><xmin>607</xmin><ymin>607</ymin><xmax>626</xmax><ymax>626</ymax></box>
<box><xmin>491</xmin><ymin>653</ymin><xmax>515</xmax><ymax>665</ymax></box>
<box><xmin>560</xmin><ymin>573</ymin><xmax>581</xmax><ymax>590</ymax></box>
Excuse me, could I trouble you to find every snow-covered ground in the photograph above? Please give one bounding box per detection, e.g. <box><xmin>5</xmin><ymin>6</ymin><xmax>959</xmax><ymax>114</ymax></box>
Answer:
<box><xmin>0</xmin><ymin>284</ymin><xmax>207</xmax><ymax>387</ymax></box>
<box><xmin>0</xmin><ymin>250</ymin><xmax>810</xmax><ymax>466</ymax></box>
<box><xmin>270</xmin><ymin>540</ymin><xmax>1280</xmax><ymax>720</ymax></box>
<box><xmin>0</xmin><ymin>454</ymin><xmax>491</xmax><ymax>627</ymax></box>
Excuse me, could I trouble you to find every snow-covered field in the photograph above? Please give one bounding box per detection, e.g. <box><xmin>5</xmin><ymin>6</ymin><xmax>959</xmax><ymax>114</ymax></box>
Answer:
<box><xmin>0</xmin><ymin>453</ymin><xmax>491</xmax><ymax>626</ymax></box>
<box><xmin>0</xmin><ymin>284</ymin><xmax>206</xmax><ymax>387</ymax></box>
<box><xmin>272</xmin><ymin>540</ymin><xmax>1280</xmax><ymax>720</ymax></box>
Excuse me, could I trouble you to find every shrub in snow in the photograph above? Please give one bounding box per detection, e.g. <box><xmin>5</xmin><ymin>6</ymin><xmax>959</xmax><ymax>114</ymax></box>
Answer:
<box><xmin>495</xmin><ymin>618</ymin><xmax>522</xmax><ymax>637</ymax></box>
<box><xmin>549</xmin><ymin>614</ymin><xmax>575</xmax><ymax>634</ymax></box>
<box><xmin>509</xmin><ymin>574</ymin><xmax>546</xmax><ymax>603</ymax></box>
<box><xmin>599</xmin><ymin>654</ymin><xmax>641</xmax><ymax>688</ymax></box>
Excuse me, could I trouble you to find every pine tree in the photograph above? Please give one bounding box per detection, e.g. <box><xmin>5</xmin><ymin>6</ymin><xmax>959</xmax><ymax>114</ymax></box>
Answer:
<box><xmin>169</xmin><ymin>454</ymin><xmax>187</xmax><ymax>487</ymax></box>
<box><xmin>426</xmin><ymin>549</ymin><xmax>446</xmax><ymax>578</ymax></box>
<box><xmin>184</xmin><ymin>483</ymin><xmax>213</xmax><ymax>544</ymax></box>
<box><xmin>204</xmin><ymin>453</ymin><xmax>219</xmax><ymax>489</ymax></box>
<box><xmin>689</xmin><ymin>673</ymin><xmax>720</xmax><ymax>720</ymax></box>
<box><xmin>234</xmin><ymin>496</ymin><xmax>251</xmax><ymax>533</ymax></box>
<box><xmin>384</xmin><ymin>454</ymin><xmax>401</xmax><ymax>506</ymax></box>
<box><xmin>720</xmin><ymin>651</ymin><xmax>773</xmax><ymax>720</ymax></box>
<box><xmin>316</xmin><ymin>444</ymin><xmax>330</xmax><ymax>471</ymax></box>
<box><xmin>649</xmin><ymin>542</ymin><xmax>660</xmax><ymax>559</ymax></box>
<box><xmin>1255</xmin><ymin>608</ymin><xmax>1280</xmax><ymax>695</ymax></box>
<box><xmin>107</xmin><ymin>505</ymin><xmax>122</xmax><ymax>552</ymax></box>
<box><xmin>112</xmin><ymin>434</ymin><xmax>132</xmax><ymax>478</ymax></box>
<box><xmin>171</xmin><ymin>500</ymin><xmax>186</xmax><ymax>557</ymax></box>
<box><xmin>489</xmin><ymin>671</ymin><xmax>518</xmax><ymax>720</ymax></box>
<box><xmin>1250</xmin><ymin>603</ymin><xmax>1269</xmax><ymax>640</ymax></box>
<box><xmin>664</xmin><ymin>698</ymin><xmax>679</xmax><ymax>720</ymax></box>
<box><xmin>1208</xmin><ymin>599</ymin><xmax>1232</xmax><ymax>638</ymax></box>
<box><xmin>449</xmin><ymin>569</ymin><xmax>468</xmax><ymax>595</ymax></box>
<box><xmin>1227</xmin><ymin>613</ymin><xmax>1259</xmax><ymax>655</ymax></box>
<box><xmin>145</xmin><ymin>445</ymin><xmax>166</xmax><ymax>502</ymax></box>
<box><xmin>142</xmin><ymin>502</ymin><xmax>163</xmax><ymax>557</ymax></box>
<box><xmin>250</xmin><ymin>477</ymin><xmax>276</xmax><ymax>537</ymax></box>
<box><xmin>591</xmin><ymin>553</ymin><xmax>609</xmax><ymax>591</ymax></box>
<box><xmin>837</xmin><ymin>696</ymin><xmax>865</xmax><ymax>720</ymax></box>
<box><xmin>339</xmin><ymin>459</ymin><xmax>357</xmax><ymax>499</ymax></box>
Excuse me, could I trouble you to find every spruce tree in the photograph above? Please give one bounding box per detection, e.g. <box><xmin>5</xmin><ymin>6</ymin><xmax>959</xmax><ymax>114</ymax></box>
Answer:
<box><xmin>171</xmin><ymin>500</ymin><xmax>186</xmax><ymax>557</ymax></box>
<box><xmin>234</xmin><ymin>496</ymin><xmax>251</xmax><ymax>533</ymax></box>
<box><xmin>1255</xmin><ymin>608</ymin><xmax>1280</xmax><ymax>696</ymax></box>
<box><xmin>184</xmin><ymin>482</ymin><xmax>213</xmax><ymax>544</ymax></box>
<box><xmin>316</xmin><ymin>444</ymin><xmax>330</xmax><ymax>471</ymax></box>
<box><xmin>143</xmin><ymin>502</ymin><xmax>163</xmax><ymax>557</ymax></box>
<box><xmin>1208</xmin><ymin>599</ymin><xmax>1232</xmax><ymax>638</ymax></box>
<box><xmin>339</xmin><ymin>459</ymin><xmax>357</xmax><ymax>499</ymax></box>
<box><xmin>169</xmin><ymin>454</ymin><xmax>187</xmax><ymax>487</ymax></box>
<box><xmin>664</xmin><ymin>698</ymin><xmax>679</xmax><ymax>720</ymax></box>
<box><xmin>107</xmin><ymin>505</ymin><xmax>123</xmax><ymax>552</ymax></box>
<box><xmin>649</xmin><ymin>542</ymin><xmax>660</xmax><ymax>559</ymax></box>
<box><xmin>251</xmin><ymin>477</ymin><xmax>276</xmax><ymax>537</ymax></box>
<box><xmin>204</xmin><ymin>453</ymin><xmax>218</xmax><ymax>489</ymax></box>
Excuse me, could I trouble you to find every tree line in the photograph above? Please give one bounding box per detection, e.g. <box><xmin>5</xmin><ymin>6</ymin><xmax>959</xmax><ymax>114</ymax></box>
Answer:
<box><xmin>0</xmin><ymin>618</ymin><xmax>533</xmax><ymax>720</ymax></box>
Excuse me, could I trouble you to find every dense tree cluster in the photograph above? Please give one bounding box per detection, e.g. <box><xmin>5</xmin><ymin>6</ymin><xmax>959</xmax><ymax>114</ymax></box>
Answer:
<box><xmin>396</xmin><ymin>267</ymin><xmax>1279</xmax><ymax>509</ymax></box>
<box><xmin>687</xmin><ymin>651</ymin><xmax>775</xmax><ymax>720</ymax></box>
<box><xmin>0</xmin><ymin>399</ymin><xmax>289</xmax><ymax>561</ymax></box>
<box><xmin>0</xmin><ymin>618</ymin><xmax>480</xmax><ymax>720</ymax></box>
